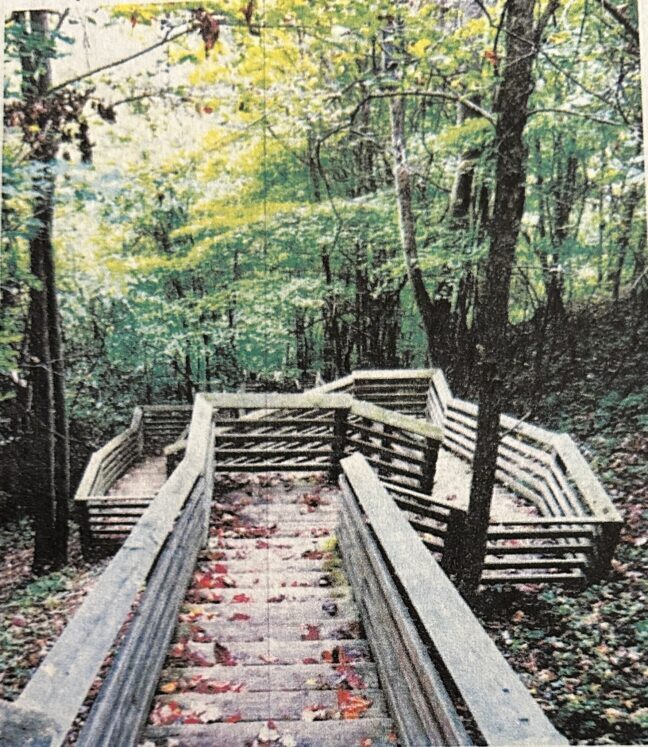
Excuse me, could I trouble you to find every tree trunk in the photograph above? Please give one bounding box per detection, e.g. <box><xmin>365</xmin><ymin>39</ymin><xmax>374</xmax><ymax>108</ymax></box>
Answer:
<box><xmin>388</xmin><ymin>92</ymin><xmax>441</xmax><ymax>364</ymax></box>
<box><xmin>23</xmin><ymin>11</ymin><xmax>70</xmax><ymax>571</ymax></box>
<box><xmin>459</xmin><ymin>0</ymin><xmax>551</xmax><ymax>594</ymax></box>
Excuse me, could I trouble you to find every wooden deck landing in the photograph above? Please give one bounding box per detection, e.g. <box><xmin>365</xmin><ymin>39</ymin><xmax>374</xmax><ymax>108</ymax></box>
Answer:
<box><xmin>107</xmin><ymin>455</ymin><xmax>167</xmax><ymax>497</ymax></box>
<box><xmin>432</xmin><ymin>448</ymin><xmax>538</xmax><ymax>522</ymax></box>
<box><xmin>140</xmin><ymin>473</ymin><xmax>399</xmax><ymax>747</ymax></box>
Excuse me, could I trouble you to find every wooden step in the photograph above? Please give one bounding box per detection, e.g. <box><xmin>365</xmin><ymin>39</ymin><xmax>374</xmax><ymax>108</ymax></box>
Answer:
<box><xmin>166</xmin><ymin>639</ymin><xmax>372</xmax><ymax>668</ymax></box>
<box><xmin>149</xmin><ymin>688</ymin><xmax>388</xmax><ymax>722</ymax></box>
<box><xmin>188</xmin><ymin>568</ymin><xmax>343</xmax><ymax>590</ymax></box>
<box><xmin>178</xmin><ymin>599</ymin><xmax>360</xmax><ymax>625</ymax></box>
<box><xmin>144</xmin><ymin>717</ymin><xmax>398</xmax><ymax>746</ymax></box>
<box><xmin>142</xmin><ymin>475</ymin><xmax>398</xmax><ymax>746</ymax></box>
<box><xmin>157</xmin><ymin>663</ymin><xmax>381</xmax><ymax>693</ymax></box>
<box><xmin>173</xmin><ymin>618</ymin><xmax>363</xmax><ymax>643</ymax></box>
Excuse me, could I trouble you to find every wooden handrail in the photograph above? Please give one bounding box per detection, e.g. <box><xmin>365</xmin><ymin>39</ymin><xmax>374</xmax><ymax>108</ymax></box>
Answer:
<box><xmin>8</xmin><ymin>395</ymin><xmax>216</xmax><ymax>746</ymax></box>
<box><xmin>340</xmin><ymin>453</ymin><xmax>567</xmax><ymax>746</ymax></box>
<box><xmin>75</xmin><ymin>407</ymin><xmax>143</xmax><ymax>500</ymax></box>
<box><xmin>350</xmin><ymin>398</ymin><xmax>442</xmax><ymax>441</ymax></box>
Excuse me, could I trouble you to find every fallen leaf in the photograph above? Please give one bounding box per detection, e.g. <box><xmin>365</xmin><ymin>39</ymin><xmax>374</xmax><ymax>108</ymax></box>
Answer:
<box><xmin>337</xmin><ymin>690</ymin><xmax>372</xmax><ymax>719</ymax></box>
<box><xmin>301</xmin><ymin>624</ymin><xmax>321</xmax><ymax>641</ymax></box>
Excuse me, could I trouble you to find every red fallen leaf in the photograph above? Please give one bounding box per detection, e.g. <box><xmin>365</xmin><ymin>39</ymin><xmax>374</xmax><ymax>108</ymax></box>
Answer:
<box><xmin>183</xmin><ymin>712</ymin><xmax>204</xmax><ymax>725</ymax></box>
<box><xmin>311</xmin><ymin>528</ymin><xmax>330</xmax><ymax>537</ymax></box>
<box><xmin>226</xmin><ymin>711</ymin><xmax>242</xmax><ymax>723</ymax></box>
<box><xmin>206</xmin><ymin>550</ymin><xmax>227</xmax><ymax>561</ymax></box>
<box><xmin>337</xmin><ymin>690</ymin><xmax>372</xmax><ymax>720</ymax></box>
<box><xmin>229</xmin><ymin>612</ymin><xmax>251</xmax><ymax>622</ymax></box>
<box><xmin>203</xmin><ymin>105</ymin><xmax>214</xmax><ymax>114</ymax></box>
<box><xmin>259</xmin><ymin>654</ymin><xmax>281</xmax><ymax>664</ymax></box>
<box><xmin>10</xmin><ymin>615</ymin><xmax>27</xmax><ymax>627</ymax></box>
<box><xmin>303</xmin><ymin>657</ymin><xmax>319</xmax><ymax>664</ymax></box>
<box><xmin>170</xmin><ymin>641</ymin><xmax>186</xmax><ymax>658</ymax></box>
<box><xmin>214</xmin><ymin>642</ymin><xmax>237</xmax><ymax>666</ymax></box>
<box><xmin>190</xmin><ymin>626</ymin><xmax>213</xmax><ymax>643</ymax></box>
<box><xmin>268</xmin><ymin>594</ymin><xmax>286</xmax><ymax>603</ymax></box>
<box><xmin>302</xmin><ymin>624</ymin><xmax>321</xmax><ymax>641</ymax></box>
<box><xmin>149</xmin><ymin>700</ymin><xmax>183</xmax><ymax>726</ymax></box>
<box><xmin>196</xmin><ymin>589</ymin><xmax>223</xmax><ymax>603</ymax></box>
<box><xmin>322</xmin><ymin>646</ymin><xmax>353</xmax><ymax>664</ymax></box>
<box><xmin>213</xmin><ymin>563</ymin><xmax>228</xmax><ymax>574</ymax></box>
<box><xmin>335</xmin><ymin>664</ymin><xmax>366</xmax><ymax>690</ymax></box>
<box><xmin>186</xmin><ymin>648</ymin><xmax>212</xmax><ymax>667</ymax></box>
<box><xmin>232</xmin><ymin>593</ymin><xmax>251</xmax><ymax>603</ymax></box>
<box><xmin>197</xmin><ymin>679</ymin><xmax>232</xmax><ymax>694</ymax></box>
<box><xmin>256</xmin><ymin>540</ymin><xmax>269</xmax><ymax>549</ymax></box>
<box><xmin>302</xmin><ymin>549</ymin><xmax>324</xmax><ymax>560</ymax></box>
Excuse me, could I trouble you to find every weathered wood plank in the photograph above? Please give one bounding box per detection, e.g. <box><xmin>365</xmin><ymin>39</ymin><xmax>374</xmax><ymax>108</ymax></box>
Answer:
<box><xmin>76</xmin><ymin>481</ymin><xmax>207</xmax><ymax>747</ymax></box>
<box><xmin>340</xmin><ymin>453</ymin><xmax>567</xmax><ymax>746</ymax></box>
<box><xmin>339</xmin><ymin>482</ymin><xmax>470</xmax><ymax>745</ymax></box>
<box><xmin>352</xmin><ymin>368</ymin><xmax>435</xmax><ymax>381</ymax></box>
<box><xmin>207</xmin><ymin>392</ymin><xmax>353</xmax><ymax>410</ymax></box>
<box><xmin>351</xmin><ymin>399</ymin><xmax>442</xmax><ymax>440</ymax></box>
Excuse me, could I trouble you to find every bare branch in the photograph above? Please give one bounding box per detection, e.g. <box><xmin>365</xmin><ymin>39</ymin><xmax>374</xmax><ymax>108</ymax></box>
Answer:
<box><xmin>599</xmin><ymin>0</ymin><xmax>639</xmax><ymax>45</ymax></box>
<box><xmin>48</xmin><ymin>24</ymin><xmax>193</xmax><ymax>95</ymax></box>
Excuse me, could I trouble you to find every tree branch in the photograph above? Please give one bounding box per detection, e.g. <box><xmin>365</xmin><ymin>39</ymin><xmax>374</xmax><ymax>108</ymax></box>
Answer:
<box><xmin>599</xmin><ymin>0</ymin><xmax>639</xmax><ymax>45</ymax></box>
<box><xmin>48</xmin><ymin>23</ymin><xmax>193</xmax><ymax>94</ymax></box>
<box><xmin>352</xmin><ymin>90</ymin><xmax>496</xmax><ymax>125</ymax></box>
<box><xmin>529</xmin><ymin>106</ymin><xmax>624</xmax><ymax>127</ymax></box>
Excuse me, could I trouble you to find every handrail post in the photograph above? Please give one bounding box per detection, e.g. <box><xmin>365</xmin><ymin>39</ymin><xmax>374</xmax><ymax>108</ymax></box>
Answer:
<box><xmin>328</xmin><ymin>407</ymin><xmax>349</xmax><ymax>482</ymax></box>
<box><xmin>78</xmin><ymin>499</ymin><xmax>93</xmax><ymax>561</ymax></box>
<box><xmin>381</xmin><ymin>424</ymin><xmax>394</xmax><ymax>464</ymax></box>
<box><xmin>441</xmin><ymin>507</ymin><xmax>467</xmax><ymax>576</ymax></box>
<box><xmin>420</xmin><ymin>436</ymin><xmax>440</xmax><ymax>494</ymax></box>
<box><xmin>587</xmin><ymin>521</ymin><xmax>622</xmax><ymax>583</ymax></box>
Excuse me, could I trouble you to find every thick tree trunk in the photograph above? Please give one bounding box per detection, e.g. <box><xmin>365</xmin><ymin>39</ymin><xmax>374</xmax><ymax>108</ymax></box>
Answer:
<box><xmin>23</xmin><ymin>11</ymin><xmax>70</xmax><ymax>571</ymax></box>
<box><xmin>459</xmin><ymin>0</ymin><xmax>551</xmax><ymax>594</ymax></box>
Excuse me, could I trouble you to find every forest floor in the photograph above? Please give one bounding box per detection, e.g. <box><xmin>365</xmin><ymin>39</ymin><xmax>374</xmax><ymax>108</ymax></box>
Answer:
<box><xmin>469</xmin><ymin>300</ymin><xmax>648</xmax><ymax>745</ymax></box>
<box><xmin>0</xmin><ymin>299</ymin><xmax>645</xmax><ymax>744</ymax></box>
<box><xmin>0</xmin><ymin>523</ymin><xmax>109</xmax><ymax>701</ymax></box>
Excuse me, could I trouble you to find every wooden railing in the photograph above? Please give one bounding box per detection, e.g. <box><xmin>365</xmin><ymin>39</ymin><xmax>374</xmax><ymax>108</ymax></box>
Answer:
<box><xmin>339</xmin><ymin>453</ymin><xmax>567</xmax><ymax>746</ymax></box>
<box><xmin>426</xmin><ymin>369</ymin><xmax>623</xmax><ymax>585</ymax></box>
<box><xmin>1</xmin><ymin>395</ymin><xmax>215</xmax><ymax>746</ymax></box>
<box><xmin>75</xmin><ymin>405</ymin><xmax>192</xmax><ymax>547</ymax></box>
<box><xmin>75</xmin><ymin>407</ymin><xmax>144</xmax><ymax>501</ymax></box>
<box><xmin>162</xmin><ymin>388</ymin><xmax>442</xmax><ymax>493</ymax></box>
<box><xmin>2</xmin><ymin>372</ymin><xmax>620</xmax><ymax>743</ymax></box>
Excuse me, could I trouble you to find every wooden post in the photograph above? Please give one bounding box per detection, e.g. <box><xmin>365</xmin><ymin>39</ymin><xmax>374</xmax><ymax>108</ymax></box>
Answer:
<box><xmin>420</xmin><ymin>436</ymin><xmax>440</xmax><ymax>495</ymax></box>
<box><xmin>78</xmin><ymin>500</ymin><xmax>93</xmax><ymax>561</ymax></box>
<box><xmin>328</xmin><ymin>408</ymin><xmax>349</xmax><ymax>482</ymax></box>
<box><xmin>441</xmin><ymin>508</ymin><xmax>467</xmax><ymax>576</ymax></box>
<box><xmin>587</xmin><ymin>522</ymin><xmax>622</xmax><ymax>583</ymax></box>
<box><xmin>381</xmin><ymin>424</ymin><xmax>394</xmax><ymax>464</ymax></box>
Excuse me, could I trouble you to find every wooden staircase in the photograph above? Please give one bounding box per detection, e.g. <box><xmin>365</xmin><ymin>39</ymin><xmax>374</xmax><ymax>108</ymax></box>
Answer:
<box><xmin>141</xmin><ymin>474</ymin><xmax>398</xmax><ymax>747</ymax></box>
